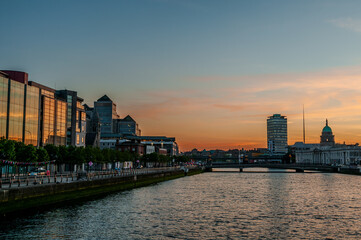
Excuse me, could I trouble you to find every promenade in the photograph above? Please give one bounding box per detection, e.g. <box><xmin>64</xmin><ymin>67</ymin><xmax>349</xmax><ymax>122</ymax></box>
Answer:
<box><xmin>0</xmin><ymin>167</ymin><xmax>186</xmax><ymax>190</ymax></box>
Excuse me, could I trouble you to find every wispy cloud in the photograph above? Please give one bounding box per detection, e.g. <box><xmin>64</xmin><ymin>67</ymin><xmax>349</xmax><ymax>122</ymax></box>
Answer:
<box><xmin>118</xmin><ymin>65</ymin><xmax>361</xmax><ymax>151</ymax></box>
<box><xmin>328</xmin><ymin>18</ymin><xmax>361</xmax><ymax>33</ymax></box>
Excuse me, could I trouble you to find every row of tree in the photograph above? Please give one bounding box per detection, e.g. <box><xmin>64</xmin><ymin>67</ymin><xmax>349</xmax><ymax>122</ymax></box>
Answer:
<box><xmin>0</xmin><ymin>138</ymin><xmax>190</xmax><ymax>166</ymax></box>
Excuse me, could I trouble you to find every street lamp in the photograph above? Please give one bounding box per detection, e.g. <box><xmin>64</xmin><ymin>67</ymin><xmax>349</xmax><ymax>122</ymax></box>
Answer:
<box><xmin>25</xmin><ymin>129</ymin><xmax>32</xmax><ymax>145</ymax></box>
<box><xmin>47</xmin><ymin>129</ymin><xmax>59</xmax><ymax>145</ymax></box>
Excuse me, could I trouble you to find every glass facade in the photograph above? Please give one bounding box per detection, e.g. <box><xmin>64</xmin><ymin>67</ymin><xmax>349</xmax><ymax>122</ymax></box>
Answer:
<box><xmin>55</xmin><ymin>100</ymin><xmax>67</xmax><ymax>146</ymax></box>
<box><xmin>0</xmin><ymin>71</ymin><xmax>84</xmax><ymax>148</ymax></box>
<box><xmin>24</xmin><ymin>85</ymin><xmax>39</xmax><ymax>145</ymax></box>
<box><xmin>66</xmin><ymin>95</ymin><xmax>72</xmax><ymax>145</ymax></box>
<box><xmin>8</xmin><ymin>80</ymin><xmax>25</xmax><ymax>142</ymax></box>
<box><xmin>95</xmin><ymin>102</ymin><xmax>115</xmax><ymax>133</ymax></box>
<box><xmin>42</xmin><ymin>96</ymin><xmax>55</xmax><ymax>145</ymax></box>
<box><xmin>0</xmin><ymin>76</ymin><xmax>8</xmax><ymax>138</ymax></box>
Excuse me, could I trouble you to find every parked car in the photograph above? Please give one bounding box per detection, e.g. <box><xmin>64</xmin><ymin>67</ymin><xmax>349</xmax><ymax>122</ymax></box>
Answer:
<box><xmin>28</xmin><ymin>168</ymin><xmax>47</xmax><ymax>176</ymax></box>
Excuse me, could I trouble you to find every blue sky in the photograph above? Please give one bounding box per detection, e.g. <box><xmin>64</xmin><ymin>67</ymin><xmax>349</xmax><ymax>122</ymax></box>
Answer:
<box><xmin>2</xmin><ymin>0</ymin><xmax>361</xmax><ymax>150</ymax></box>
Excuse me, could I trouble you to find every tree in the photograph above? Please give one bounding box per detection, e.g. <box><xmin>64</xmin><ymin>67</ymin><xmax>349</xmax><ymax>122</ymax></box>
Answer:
<box><xmin>57</xmin><ymin>145</ymin><xmax>68</xmax><ymax>164</ymax></box>
<box><xmin>36</xmin><ymin>147</ymin><xmax>50</xmax><ymax>162</ymax></box>
<box><xmin>45</xmin><ymin>144</ymin><xmax>59</xmax><ymax>161</ymax></box>
<box><xmin>0</xmin><ymin>138</ymin><xmax>16</xmax><ymax>161</ymax></box>
<box><xmin>17</xmin><ymin>144</ymin><xmax>37</xmax><ymax>162</ymax></box>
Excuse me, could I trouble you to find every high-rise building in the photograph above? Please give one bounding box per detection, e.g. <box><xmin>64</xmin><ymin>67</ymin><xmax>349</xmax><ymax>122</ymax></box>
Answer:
<box><xmin>94</xmin><ymin>95</ymin><xmax>119</xmax><ymax>134</ymax></box>
<box><xmin>267</xmin><ymin>114</ymin><xmax>288</xmax><ymax>154</ymax></box>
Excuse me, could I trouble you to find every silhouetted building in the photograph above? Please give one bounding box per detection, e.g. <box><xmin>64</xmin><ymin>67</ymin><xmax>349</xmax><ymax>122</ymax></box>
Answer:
<box><xmin>84</xmin><ymin>104</ymin><xmax>100</xmax><ymax>147</ymax></box>
<box><xmin>320</xmin><ymin>119</ymin><xmax>335</xmax><ymax>147</ymax></box>
<box><xmin>267</xmin><ymin>114</ymin><xmax>288</xmax><ymax>154</ymax></box>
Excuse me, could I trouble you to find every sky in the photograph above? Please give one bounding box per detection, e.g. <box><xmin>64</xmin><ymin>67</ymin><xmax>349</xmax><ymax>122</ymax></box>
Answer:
<box><xmin>2</xmin><ymin>0</ymin><xmax>361</xmax><ymax>151</ymax></box>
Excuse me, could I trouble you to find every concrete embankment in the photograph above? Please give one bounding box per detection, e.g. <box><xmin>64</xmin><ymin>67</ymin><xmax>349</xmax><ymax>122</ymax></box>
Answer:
<box><xmin>0</xmin><ymin>168</ymin><xmax>203</xmax><ymax>216</ymax></box>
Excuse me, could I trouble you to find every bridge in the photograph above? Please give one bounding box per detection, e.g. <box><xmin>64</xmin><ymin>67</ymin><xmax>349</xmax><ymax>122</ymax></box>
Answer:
<box><xmin>205</xmin><ymin>163</ymin><xmax>336</xmax><ymax>173</ymax></box>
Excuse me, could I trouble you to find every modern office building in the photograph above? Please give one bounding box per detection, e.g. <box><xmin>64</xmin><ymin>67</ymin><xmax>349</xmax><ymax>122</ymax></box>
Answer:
<box><xmin>267</xmin><ymin>114</ymin><xmax>288</xmax><ymax>154</ymax></box>
<box><xmin>84</xmin><ymin>104</ymin><xmax>101</xmax><ymax>147</ymax></box>
<box><xmin>94</xmin><ymin>95</ymin><xmax>119</xmax><ymax>134</ymax></box>
<box><xmin>28</xmin><ymin>81</ymin><xmax>67</xmax><ymax>146</ymax></box>
<box><xmin>113</xmin><ymin>115</ymin><xmax>141</xmax><ymax>136</ymax></box>
<box><xmin>0</xmin><ymin>70</ymin><xmax>84</xmax><ymax>147</ymax></box>
<box><xmin>56</xmin><ymin>90</ymin><xmax>86</xmax><ymax>147</ymax></box>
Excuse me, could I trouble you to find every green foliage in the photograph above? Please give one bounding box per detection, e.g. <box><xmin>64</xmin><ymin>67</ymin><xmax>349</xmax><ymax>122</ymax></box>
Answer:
<box><xmin>0</xmin><ymin>138</ymin><xmax>16</xmax><ymax>161</ymax></box>
<box><xmin>57</xmin><ymin>145</ymin><xmax>68</xmax><ymax>164</ymax></box>
<box><xmin>0</xmin><ymin>138</ymin><xmax>177</xmax><ymax>166</ymax></box>
<box><xmin>36</xmin><ymin>147</ymin><xmax>50</xmax><ymax>162</ymax></box>
<box><xmin>175</xmin><ymin>155</ymin><xmax>189</xmax><ymax>163</ymax></box>
<box><xmin>17</xmin><ymin>144</ymin><xmax>38</xmax><ymax>162</ymax></box>
<box><xmin>44</xmin><ymin>144</ymin><xmax>59</xmax><ymax>160</ymax></box>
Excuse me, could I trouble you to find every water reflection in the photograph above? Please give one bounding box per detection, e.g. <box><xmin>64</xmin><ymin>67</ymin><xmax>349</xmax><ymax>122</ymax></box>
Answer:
<box><xmin>1</xmin><ymin>172</ymin><xmax>361</xmax><ymax>239</ymax></box>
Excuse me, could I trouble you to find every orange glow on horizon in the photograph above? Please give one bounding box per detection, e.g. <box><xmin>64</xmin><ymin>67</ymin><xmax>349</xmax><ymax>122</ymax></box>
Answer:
<box><xmin>109</xmin><ymin>65</ymin><xmax>361</xmax><ymax>152</ymax></box>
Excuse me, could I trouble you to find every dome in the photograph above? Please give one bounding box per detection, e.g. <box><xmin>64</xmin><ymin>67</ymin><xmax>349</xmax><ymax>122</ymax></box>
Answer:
<box><xmin>322</xmin><ymin>119</ymin><xmax>332</xmax><ymax>133</ymax></box>
<box><xmin>322</xmin><ymin>125</ymin><xmax>332</xmax><ymax>133</ymax></box>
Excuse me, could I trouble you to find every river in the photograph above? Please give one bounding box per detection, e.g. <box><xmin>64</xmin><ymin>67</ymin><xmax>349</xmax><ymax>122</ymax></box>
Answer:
<box><xmin>1</xmin><ymin>168</ymin><xmax>361</xmax><ymax>239</ymax></box>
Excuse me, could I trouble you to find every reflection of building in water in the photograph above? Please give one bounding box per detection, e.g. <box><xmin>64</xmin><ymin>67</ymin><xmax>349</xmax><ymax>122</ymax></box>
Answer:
<box><xmin>294</xmin><ymin>119</ymin><xmax>361</xmax><ymax>165</ymax></box>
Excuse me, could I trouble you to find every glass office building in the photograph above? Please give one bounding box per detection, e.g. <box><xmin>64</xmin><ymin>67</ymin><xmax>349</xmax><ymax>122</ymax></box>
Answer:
<box><xmin>8</xmin><ymin>80</ymin><xmax>25</xmax><ymax>142</ymax></box>
<box><xmin>94</xmin><ymin>95</ymin><xmax>119</xmax><ymax>134</ymax></box>
<box><xmin>24</xmin><ymin>85</ymin><xmax>39</xmax><ymax>145</ymax></box>
<box><xmin>0</xmin><ymin>74</ymin><xmax>8</xmax><ymax>138</ymax></box>
<box><xmin>0</xmin><ymin>70</ymin><xmax>83</xmax><ymax>147</ymax></box>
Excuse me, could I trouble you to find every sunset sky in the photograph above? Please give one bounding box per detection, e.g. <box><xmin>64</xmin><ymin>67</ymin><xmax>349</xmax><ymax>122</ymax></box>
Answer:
<box><xmin>2</xmin><ymin>0</ymin><xmax>361</xmax><ymax>151</ymax></box>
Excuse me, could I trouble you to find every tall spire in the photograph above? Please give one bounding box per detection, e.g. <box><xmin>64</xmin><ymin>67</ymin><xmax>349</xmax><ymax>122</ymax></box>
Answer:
<box><xmin>303</xmin><ymin>105</ymin><xmax>305</xmax><ymax>143</ymax></box>
<box><xmin>326</xmin><ymin>119</ymin><xmax>328</xmax><ymax>126</ymax></box>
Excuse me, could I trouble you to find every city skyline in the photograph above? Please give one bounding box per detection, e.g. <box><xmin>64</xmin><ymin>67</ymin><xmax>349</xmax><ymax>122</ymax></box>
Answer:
<box><xmin>2</xmin><ymin>0</ymin><xmax>361</xmax><ymax>151</ymax></box>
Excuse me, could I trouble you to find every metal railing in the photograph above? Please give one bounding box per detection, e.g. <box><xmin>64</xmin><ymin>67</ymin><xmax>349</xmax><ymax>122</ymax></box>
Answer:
<box><xmin>0</xmin><ymin>166</ymin><xmax>195</xmax><ymax>189</ymax></box>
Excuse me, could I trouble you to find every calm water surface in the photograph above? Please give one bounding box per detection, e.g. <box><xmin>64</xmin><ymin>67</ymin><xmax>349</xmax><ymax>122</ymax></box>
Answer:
<box><xmin>1</xmin><ymin>169</ymin><xmax>361</xmax><ymax>239</ymax></box>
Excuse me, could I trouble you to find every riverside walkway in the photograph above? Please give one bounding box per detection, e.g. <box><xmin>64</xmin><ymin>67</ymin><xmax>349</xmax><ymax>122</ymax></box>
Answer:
<box><xmin>0</xmin><ymin>167</ymin><xmax>186</xmax><ymax>189</ymax></box>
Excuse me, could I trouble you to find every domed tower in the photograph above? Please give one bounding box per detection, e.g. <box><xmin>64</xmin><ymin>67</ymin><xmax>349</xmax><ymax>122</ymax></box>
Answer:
<box><xmin>320</xmin><ymin>119</ymin><xmax>335</xmax><ymax>146</ymax></box>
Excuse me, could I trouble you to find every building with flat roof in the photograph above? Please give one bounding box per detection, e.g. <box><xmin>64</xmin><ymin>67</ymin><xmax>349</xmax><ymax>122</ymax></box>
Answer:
<box><xmin>56</xmin><ymin>90</ymin><xmax>86</xmax><ymax>147</ymax></box>
<box><xmin>267</xmin><ymin>114</ymin><xmax>288</xmax><ymax>154</ymax></box>
<box><xmin>0</xmin><ymin>70</ymin><xmax>84</xmax><ymax>147</ymax></box>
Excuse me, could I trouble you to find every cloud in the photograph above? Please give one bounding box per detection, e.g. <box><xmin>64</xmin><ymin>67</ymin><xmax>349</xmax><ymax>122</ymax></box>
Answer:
<box><xmin>328</xmin><ymin>18</ymin><xmax>361</xmax><ymax>33</ymax></box>
<box><xmin>117</xmin><ymin>65</ymin><xmax>361</xmax><ymax>151</ymax></box>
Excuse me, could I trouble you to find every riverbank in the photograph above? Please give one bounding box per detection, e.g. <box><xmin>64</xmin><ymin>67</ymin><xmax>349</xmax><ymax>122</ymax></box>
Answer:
<box><xmin>0</xmin><ymin>168</ymin><xmax>203</xmax><ymax>217</ymax></box>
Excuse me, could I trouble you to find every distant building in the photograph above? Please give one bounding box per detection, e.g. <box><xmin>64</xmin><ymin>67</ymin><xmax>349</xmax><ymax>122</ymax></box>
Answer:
<box><xmin>320</xmin><ymin>119</ymin><xmax>335</xmax><ymax>146</ymax></box>
<box><xmin>94</xmin><ymin>95</ymin><xmax>119</xmax><ymax>134</ymax></box>
<box><xmin>84</xmin><ymin>104</ymin><xmax>101</xmax><ymax>147</ymax></box>
<box><xmin>267</xmin><ymin>114</ymin><xmax>288</xmax><ymax>154</ymax></box>
<box><xmin>295</xmin><ymin>118</ymin><xmax>361</xmax><ymax>165</ymax></box>
<box><xmin>113</xmin><ymin>115</ymin><xmax>141</xmax><ymax>136</ymax></box>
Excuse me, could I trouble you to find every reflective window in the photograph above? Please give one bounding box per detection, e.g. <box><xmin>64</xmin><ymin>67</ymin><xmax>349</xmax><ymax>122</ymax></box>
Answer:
<box><xmin>0</xmin><ymin>76</ymin><xmax>8</xmax><ymax>138</ymax></box>
<box><xmin>24</xmin><ymin>85</ymin><xmax>39</xmax><ymax>145</ymax></box>
<box><xmin>55</xmin><ymin>100</ymin><xmax>67</xmax><ymax>146</ymax></box>
<box><xmin>42</xmin><ymin>96</ymin><xmax>55</xmax><ymax>145</ymax></box>
<box><xmin>8</xmin><ymin>80</ymin><xmax>25</xmax><ymax>142</ymax></box>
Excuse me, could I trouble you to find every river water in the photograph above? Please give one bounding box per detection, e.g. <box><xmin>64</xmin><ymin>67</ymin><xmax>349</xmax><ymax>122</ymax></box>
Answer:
<box><xmin>1</xmin><ymin>169</ymin><xmax>361</xmax><ymax>239</ymax></box>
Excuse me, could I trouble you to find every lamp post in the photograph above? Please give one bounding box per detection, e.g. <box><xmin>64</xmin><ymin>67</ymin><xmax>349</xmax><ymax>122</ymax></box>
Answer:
<box><xmin>25</xmin><ymin>129</ymin><xmax>32</xmax><ymax>145</ymax></box>
<box><xmin>47</xmin><ymin>129</ymin><xmax>59</xmax><ymax>145</ymax></box>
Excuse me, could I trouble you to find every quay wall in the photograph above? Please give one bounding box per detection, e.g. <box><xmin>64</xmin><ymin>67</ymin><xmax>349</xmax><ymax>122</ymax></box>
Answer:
<box><xmin>0</xmin><ymin>168</ymin><xmax>203</xmax><ymax>216</ymax></box>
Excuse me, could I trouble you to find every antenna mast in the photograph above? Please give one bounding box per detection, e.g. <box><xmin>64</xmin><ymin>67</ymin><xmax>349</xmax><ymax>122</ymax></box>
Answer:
<box><xmin>303</xmin><ymin>105</ymin><xmax>306</xmax><ymax>143</ymax></box>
